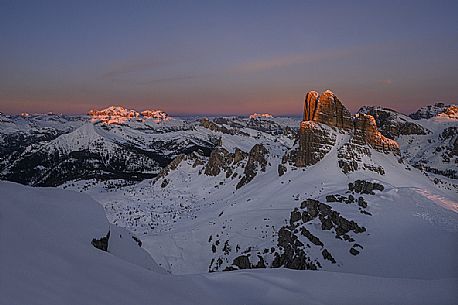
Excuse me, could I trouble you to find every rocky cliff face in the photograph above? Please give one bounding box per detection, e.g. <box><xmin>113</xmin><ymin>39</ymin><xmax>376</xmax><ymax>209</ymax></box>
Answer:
<box><xmin>409</xmin><ymin>102</ymin><xmax>452</xmax><ymax>120</ymax></box>
<box><xmin>303</xmin><ymin>90</ymin><xmax>353</xmax><ymax>130</ymax></box>
<box><xmin>359</xmin><ymin>106</ymin><xmax>428</xmax><ymax>139</ymax></box>
<box><xmin>287</xmin><ymin>122</ymin><xmax>336</xmax><ymax>167</ymax></box>
<box><xmin>352</xmin><ymin>114</ymin><xmax>400</xmax><ymax>153</ymax></box>
<box><xmin>236</xmin><ymin>144</ymin><xmax>268</xmax><ymax>189</ymax></box>
<box><xmin>290</xmin><ymin>90</ymin><xmax>399</xmax><ymax>169</ymax></box>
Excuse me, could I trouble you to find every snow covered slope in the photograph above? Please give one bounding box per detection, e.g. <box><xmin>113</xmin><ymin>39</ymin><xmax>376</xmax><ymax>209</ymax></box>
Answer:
<box><xmin>360</xmin><ymin>104</ymin><xmax>457</xmax><ymax>189</ymax></box>
<box><xmin>1</xmin><ymin>181</ymin><xmax>457</xmax><ymax>305</ymax></box>
<box><xmin>62</xmin><ymin>93</ymin><xmax>457</xmax><ymax>281</ymax></box>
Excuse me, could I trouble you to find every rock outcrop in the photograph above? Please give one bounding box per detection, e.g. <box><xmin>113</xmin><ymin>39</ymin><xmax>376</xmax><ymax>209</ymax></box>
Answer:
<box><xmin>303</xmin><ymin>90</ymin><xmax>353</xmax><ymax>129</ymax></box>
<box><xmin>352</xmin><ymin>114</ymin><xmax>400</xmax><ymax>153</ymax></box>
<box><xmin>236</xmin><ymin>144</ymin><xmax>268</xmax><ymax>189</ymax></box>
<box><xmin>286</xmin><ymin>90</ymin><xmax>401</xmax><ymax>170</ymax></box>
<box><xmin>409</xmin><ymin>102</ymin><xmax>453</xmax><ymax>120</ymax></box>
<box><xmin>359</xmin><ymin>106</ymin><xmax>428</xmax><ymax>139</ymax></box>
<box><xmin>293</xmin><ymin>122</ymin><xmax>336</xmax><ymax>167</ymax></box>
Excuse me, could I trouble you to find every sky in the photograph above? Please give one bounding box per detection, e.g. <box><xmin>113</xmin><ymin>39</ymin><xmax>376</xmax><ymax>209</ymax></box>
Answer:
<box><xmin>0</xmin><ymin>0</ymin><xmax>457</xmax><ymax>116</ymax></box>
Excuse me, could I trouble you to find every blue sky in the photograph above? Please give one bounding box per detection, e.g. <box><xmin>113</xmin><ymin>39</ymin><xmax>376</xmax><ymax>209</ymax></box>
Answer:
<box><xmin>0</xmin><ymin>0</ymin><xmax>457</xmax><ymax>115</ymax></box>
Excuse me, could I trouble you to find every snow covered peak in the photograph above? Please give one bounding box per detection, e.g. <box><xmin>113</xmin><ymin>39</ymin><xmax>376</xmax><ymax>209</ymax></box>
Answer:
<box><xmin>249</xmin><ymin>113</ymin><xmax>273</xmax><ymax>120</ymax></box>
<box><xmin>88</xmin><ymin>106</ymin><xmax>169</xmax><ymax>124</ymax></box>
<box><xmin>409</xmin><ymin>102</ymin><xmax>456</xmax><ymax>120</ymax></box>
<box><xmin>141</xmin><ymin>109</ymin><xmax>169</xmax><ymax>121</ymax></box>
<box><xmin>437</xmin><ymin>105</ymin><xmax>458</xmax><ymax>120</ymax></box>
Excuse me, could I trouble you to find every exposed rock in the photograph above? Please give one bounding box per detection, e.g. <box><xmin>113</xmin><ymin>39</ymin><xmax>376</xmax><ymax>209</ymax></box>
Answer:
<box><xmin>290</xmin><ymin>208</ymin><xmax>302</xmax><ymax>226</ymax></box>
<box><xmin>205</xmin><ymin>148</ymin><xmax>231</xmax><ymax>176</ymax></box>
<box><xmin>233</xmin><ymin>148</ymin><xmax>247</xmax><ymax>164</ymax></box>
<box><xmin>349</xmin><ymin>247</ymin><xmax>360</xmax><ymax>256</ymax></box>
<box><xmin>322</xmin><ymin>249</ymin><xmax>336</xmax><ymax>264</ymax></box>
<box><xmin>303</xmin><ymin>90</ymin><xmax>353</xmax><ymax>129</ymax></box>
<box><xmin>353</xmin><ymin>114</ymin><xmax>400</xmax><ymax>154</ymax></box>
<box><xmin>132</xmin><ymin>235</ymin><xmax>142</xmax><ymax>247</ymax></box>
<box><xmin>254</xmin><ymin>256</ymin><xmax>266</xmax><ymax>268</ymax></box>
<box><xmin>89</xmin><ymin>106</ymin><xmax>168</xmax><ymax>124</ymax></box>
<box><xmin>278</xmin><ymin>164</ymin><xmax>287</xmax><ymax>176</ymax></box>
<box><xmin>91</xmin><ymin>231</ymin><xmax>110</xmax><ymax>252</ymax></box>
<box><xmin>233</xmin><ymin>255</ymin><xmax>252</xmax><ymax>269</ymax></box>
<box><xmin>440</xmin><ymin>105</ymin><xmax>458</xmax><ymax>119</ymax></box>
<box><xmin>440</xmin><ymin>127</ymin><xmax>458</xmax><ymax>157</ymax></box>
<box><xmin>200</xmin><ymin>118</ymin><xmax>233</xmax><ymax>134</ymax></box>
<box><xmin>286</xmin><ymin>122</ymin><xmax>336</xmax><ymax>167</ymax></box>
<box><xmin>236</xmin><ymin>144</ymin><xmax>268</xmax><ymax>189</ymax></box>
<box><xmin>158</xmin><ymin>154</ymin><xmax>186</xmax><ymax>179</ymax></box>
<box><xmin>357</xmin><ymin>197</ymin><xmax>368</xmax><ymax>208</ymax></box>
<box><xmin>300</xmin><ymin>227</ymin><xmax>323</xmax><ymax>246</ymax></box>
<box><xmin>299</xmin><ymin>199</ymin><xmax>366</xmax><ymax>238</ymax></box>
<box><xmin>249</xmin><ymin>113</ymin><xmax>273</xmax><ymax>120</ymax></box>
<box><xmin>160</xmin><ymin>179</ymin><xmax>169</xmax><ymax>188</ymax></box>
<box><xmin>349</xmin><ymin>180</ymin><xmax>384</xmax><ymax>195</ymax></box>
<box><xmin>285</xmin><ymin>90</ymin><xmax>401</xmax><ymax>171</ymax></box>
<box><xmin>271</xmin><ymin>227</ymin><xmax>318</xmax><ymax>270</ymax></box>
<box><xmin>409</xmin><ymin>102</ymin><xmax>453</xmax><ymax>120</ymax></box>
<box><xmin>359</xmin><ymin>106</ymin><xmax>428</xmax><ymax>139</ymax></box>
<box><xmin>326</xmin><ymin>194</ymin><xmax>354</xmax><ymax>204</ymax></box>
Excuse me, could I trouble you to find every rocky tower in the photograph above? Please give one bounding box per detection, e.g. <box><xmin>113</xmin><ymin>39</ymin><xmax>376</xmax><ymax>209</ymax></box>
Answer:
<box><xmin>291</xmin><ymin>90</ymin><xmax>400</xmax><ymax>168</ymax></box>
<box><xmin>303</xmin><ymin>90</ymin><xmax>353</xmax><ymax>130</ymax></box>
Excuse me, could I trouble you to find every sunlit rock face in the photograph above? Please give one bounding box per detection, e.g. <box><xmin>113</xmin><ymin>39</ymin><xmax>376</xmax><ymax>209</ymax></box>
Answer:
<box><xmin>89</xmin><ymin>106</ymin><xmax>168</xmax><ymax>124</ymax></box>
<box><xmin>141</xmin><ymin>110</ymin><xmax>169</xmax><ymax>121</ymax></box>
<box><xmin>352</xmin><ymin>114</ymin><xmax>400</xmax><ymax>153</ymax></box>
<box><xmin>249</xmin><ymin>113</ymin><xmax>273</xmax><ymax>120</ymax></box>
<box><xmin>439</xmin><ymin>105</ymin><xmax>458</xmax><ymax>119</ymax></box>
<box><xmin>88</xmin><ymin>106</ymin><xmax>139</xmax><ymax>124</ymax></box>
<box><xmin>303</xmin><ymin>90</ymin><xmax>353</xmax><ymax>130</ymax></box>
<box><xmin>289</xmin><ymin>90</ymin><xmax>400</xmax><ymax>168</ymax></box>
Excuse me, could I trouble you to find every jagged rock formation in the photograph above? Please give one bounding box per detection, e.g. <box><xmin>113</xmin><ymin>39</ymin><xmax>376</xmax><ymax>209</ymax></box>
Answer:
<box><xmin>217</xmin><ymin>197</ymin><xmax>368</xmax><ymax>272</ymax></box>
<box><xmin>236</xmin><ymin>144</ymin><xmax>268</xmax><ymax>189</ymax></box>
<box><xmin>204</xmin><ymin>147</ymin><xmax>248</xmax><ymax>180</ymax></box>
<box><xmin>352</xmin><ymin>114</ymin><xmax>400</xmax><ymax>153</ymax></box>
<box><xmin>288</xmin><ymin>122</ymin><xmax>336</xmax><ymax>167</ymax></box>
<box><xmin>287</xmin><ymin>90</ymin><xmax>400</xmax><ymax>170</ymax></box>
<box><xmin>440</xmin><ymin>105</ymin><xmax>458</xmax><ymax>119</ymax></box>
<box><xmin>359</xmin><ymin>106</ymin><xmax>428</xmax><ymax>139</ymax></box>
<box><xmin>303</xmin><ymin>90</ymin><xmax>353</xmax><ymax>129</ymax></box>
<box><xmin>409</xmin><ymin>102</ymin><xmax>453</xmax><ymax>120</ymax></box>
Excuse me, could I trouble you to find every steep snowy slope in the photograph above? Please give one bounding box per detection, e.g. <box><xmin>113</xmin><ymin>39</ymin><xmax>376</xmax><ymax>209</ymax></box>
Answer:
<box><xmin>0</xmin><ymin>113</ymin><xmax>86</xmax><ymax>172</ymax></box>
<box><xmin>0</xmin><ymin>116</ymin><xmax>219</xmax><ymax>186</ymax></box>
<box><xmin>1</xmin><ymin>181</ymin><xmax>457</xmax><ymax>305</ymax></box>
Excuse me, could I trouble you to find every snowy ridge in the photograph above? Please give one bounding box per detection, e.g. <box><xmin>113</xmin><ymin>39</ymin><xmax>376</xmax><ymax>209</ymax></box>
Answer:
<box><xmin>88</xmin><ymin>106</ymin><xmax>169</xmax><ymax>124</ymax></box>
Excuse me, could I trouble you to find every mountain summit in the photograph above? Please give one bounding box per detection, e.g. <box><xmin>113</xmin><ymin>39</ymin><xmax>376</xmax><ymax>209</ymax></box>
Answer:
<box><xmin>88</xmin><ymin>106</ymin><xmax>168</xmax><ymax>124</ymax></box>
